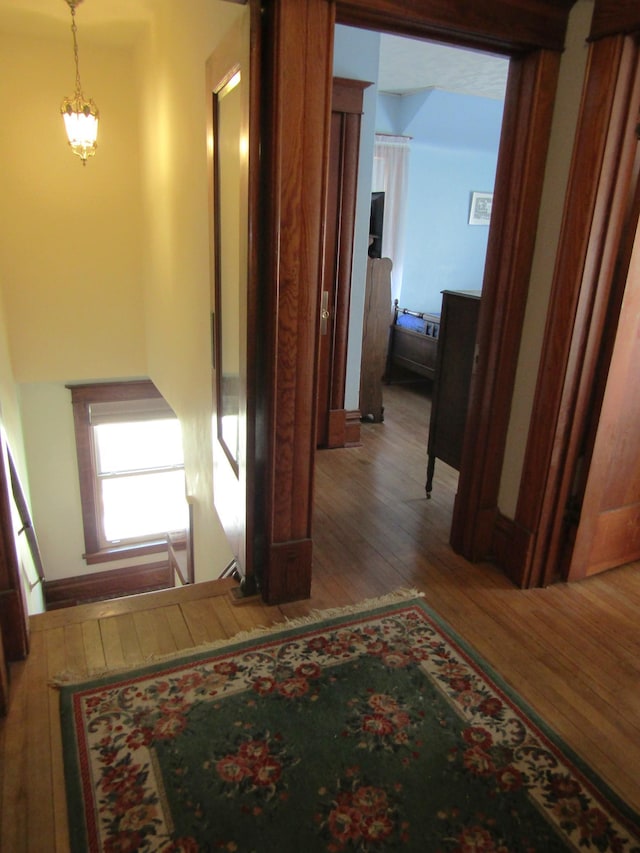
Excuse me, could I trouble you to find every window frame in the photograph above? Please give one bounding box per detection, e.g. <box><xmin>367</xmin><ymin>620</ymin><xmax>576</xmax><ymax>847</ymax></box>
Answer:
<box><xmin>68</xmin><ymin>380</ymin><xmax>185</xmax><ymax>564</ymax></box>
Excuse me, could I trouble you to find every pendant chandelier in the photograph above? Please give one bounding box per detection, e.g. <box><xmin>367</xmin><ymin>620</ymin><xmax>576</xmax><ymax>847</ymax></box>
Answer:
<box><xmin>60</xmin><ymin>0</ymin><xmax>99</xmax><ymax>164</ymax></box>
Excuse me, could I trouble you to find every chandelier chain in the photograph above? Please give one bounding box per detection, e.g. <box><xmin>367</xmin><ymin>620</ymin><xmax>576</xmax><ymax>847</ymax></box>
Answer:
<box><xmin>69</xmin><ymin>5</ymin><xmax>83</xmax><ymax>97</ymax></box>
<box><xmin>60</xmin><ymin>0</ymin><xmax>98</xmax><ymax>163</ymax></box>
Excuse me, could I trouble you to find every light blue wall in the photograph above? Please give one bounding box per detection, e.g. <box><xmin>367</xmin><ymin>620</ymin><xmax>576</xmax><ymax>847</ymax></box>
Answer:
<box><xmin>402</xmin><ymin>144</ymin><xmax>498</xmax><ymax>312</ymax></box>
<box><xmin>377</xmin><ymin>89</ymin><xmax>504</xmax><ymax>314</ymax></box>
<box><xmin>332</xmin><ymin>27</ymin><xmax>504</xmax><ymax>403</ymax></box>
<box><xmin>333</xmin><ymin>25</ymin><xmax>380</xmax><ymax>410</ymax></box>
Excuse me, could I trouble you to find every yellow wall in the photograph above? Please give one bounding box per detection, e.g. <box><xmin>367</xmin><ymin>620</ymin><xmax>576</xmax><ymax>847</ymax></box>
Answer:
<box><xmin>137</xmin><ymin>0</ymin><xmax>245</xmax><ymax>576</ymax></box>
<box><xmin>0</xmin><ymin>1</ymin><xmax>245</xmax><ymax>590</ymax></box>
<box><xmin>0</xmin><ymin>32</ymin><xmax>146</xmax><ymax>381</ymax></box>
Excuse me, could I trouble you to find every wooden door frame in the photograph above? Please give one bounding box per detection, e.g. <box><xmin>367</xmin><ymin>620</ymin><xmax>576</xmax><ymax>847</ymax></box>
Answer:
<box><xmin>317</xmin><ymin>77</ymin><xmax>370</xmax><ymax>450</ymax></box>
<box><xmin>257</xmin><ymin>0</ymin><xmax>576</xmax><ymax>603</ymax></box>
<box><xmin>509</xmin><ymin>2</ymin><xmax>640</xmax><ymax>588</ymax></box>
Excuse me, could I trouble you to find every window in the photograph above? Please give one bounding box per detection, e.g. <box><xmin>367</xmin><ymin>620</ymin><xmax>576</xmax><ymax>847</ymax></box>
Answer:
<box><xmin>69</xmin><ymin>381</ymin><xmax>188</xmax><ymax>562</ymax></box>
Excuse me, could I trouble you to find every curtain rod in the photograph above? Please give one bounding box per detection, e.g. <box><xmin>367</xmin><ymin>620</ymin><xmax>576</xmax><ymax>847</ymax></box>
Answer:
<box><xmin>374</xmin><ymin>132</ymin><xmax>413</xmax><ymax>140</ymax></box>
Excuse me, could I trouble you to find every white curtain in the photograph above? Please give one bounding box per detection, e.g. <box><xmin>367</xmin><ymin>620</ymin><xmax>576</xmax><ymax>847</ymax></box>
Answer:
<box><xmin>371</xmin><ymin>134</ymin><xmax>410</xmax><ymax>304</ymax></box>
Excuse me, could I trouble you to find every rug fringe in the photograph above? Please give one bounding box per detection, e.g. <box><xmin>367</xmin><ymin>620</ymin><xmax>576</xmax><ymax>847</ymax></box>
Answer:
<box><xmin>50</xmin><ymin>587</ymin><xmax>424</xmax><ymax>688</ymax></box>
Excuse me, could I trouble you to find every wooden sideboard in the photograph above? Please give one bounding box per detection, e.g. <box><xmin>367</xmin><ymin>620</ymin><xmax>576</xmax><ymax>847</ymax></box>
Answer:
<box><xmin>426</xmin><ymin>290</ymin><xmax>481</xmax><ymax>496</ymax></box>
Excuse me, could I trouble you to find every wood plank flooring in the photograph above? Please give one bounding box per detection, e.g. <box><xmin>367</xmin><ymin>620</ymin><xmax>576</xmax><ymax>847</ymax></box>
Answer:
<box><xmin>1</xmin><ymin>381</ymin><xmax>639</xmax><ymax>850</ymax></box>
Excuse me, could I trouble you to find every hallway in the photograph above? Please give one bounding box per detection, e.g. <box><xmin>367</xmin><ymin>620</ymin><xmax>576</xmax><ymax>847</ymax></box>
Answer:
<box><xmin>1</xmin><ymin>383</ymin><xmax>639</xmax><ymax>850</ymax></box>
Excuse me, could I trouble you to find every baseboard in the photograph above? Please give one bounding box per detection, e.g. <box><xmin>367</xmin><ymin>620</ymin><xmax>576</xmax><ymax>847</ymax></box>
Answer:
<box><xmin>491</xmin><ymin>513</ymin><xmax>535</xmax><ymax>588</ymax></box>
<box><xmin>327</xmin><ymin>409</ymin><xmax>346</xmax><ymax>448</ymax></box>
<box><xmin>326</xmin><ymin>409</ymin><xmax>361</xmax><ymax>448</ymax></box>
<box><xmin>263</xmin><ymin>538</ymin><xmax>312</xmax><ymax>604</ymax></box>
<box><xmin>45</xmin><ymin>560</ymin><xmax>171</xmax><ymax>609</ymax></box>
<box><xmin>345</xmin><ymin>410</ymin><xmax>361</xmax><ymax>446</ymax></box>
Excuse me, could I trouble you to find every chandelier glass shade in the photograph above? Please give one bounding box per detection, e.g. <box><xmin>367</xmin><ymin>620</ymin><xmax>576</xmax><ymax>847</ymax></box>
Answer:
<box><xmin>61</xmin><ymin>0</ymin><xmax>99</xmax><ymax>164</ymax></box>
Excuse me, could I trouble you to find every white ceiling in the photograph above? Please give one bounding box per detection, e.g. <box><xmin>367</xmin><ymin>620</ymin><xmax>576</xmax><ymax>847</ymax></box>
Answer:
<box><xmin>378</xmin><ymin>34</ymin><xmax>509</xmax><ymax>101</ymax></box>
<box><xmin>0</xmin><ymin>1</ymin><xmax>509</xmax><ymax>100</ymax></box>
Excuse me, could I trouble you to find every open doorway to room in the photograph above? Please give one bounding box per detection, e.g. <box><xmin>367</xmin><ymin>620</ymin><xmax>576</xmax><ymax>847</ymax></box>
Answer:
<box><xmin>315</xmin><ymin>27</ymin><xmax>509</xmax><ymax>574</ymax></box>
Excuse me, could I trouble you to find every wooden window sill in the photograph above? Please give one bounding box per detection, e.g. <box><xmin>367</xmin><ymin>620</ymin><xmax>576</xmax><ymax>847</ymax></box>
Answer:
<box><xmin>84</xmin><ymin>540</ymin><xmax>170</xmax><ymax>565</ymax></box>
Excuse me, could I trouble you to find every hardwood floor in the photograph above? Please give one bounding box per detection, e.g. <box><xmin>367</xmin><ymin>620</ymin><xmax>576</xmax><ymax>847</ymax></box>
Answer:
<box><xmin>1</xmin><ymin>382</ymin><xmax>639</xmax><ymax>850</ymax></box>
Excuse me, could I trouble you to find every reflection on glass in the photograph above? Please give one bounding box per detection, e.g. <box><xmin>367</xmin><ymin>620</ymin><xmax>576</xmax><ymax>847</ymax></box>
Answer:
<box><xmin>214</xmin><ymin>69</ymin><xmax>244</xmax><ymax>471</ymax></box>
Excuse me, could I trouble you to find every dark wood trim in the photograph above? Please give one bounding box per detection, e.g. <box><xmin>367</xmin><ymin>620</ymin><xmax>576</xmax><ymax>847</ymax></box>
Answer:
<box><xmin>330</xmin><ymin>108</ymin><xmax>362</xmax><ymax>414</ymax></box>
<box><xmin>245</xmin><ymin>0</ymin><xmax>263</xmax><ymax>591</ymax></box>
<box><xmin>68</xmin><ymin>379</ymin><xmax>164</xmax><ymax>557</ymax></box>
<box><xmin>0</xmin><ymin>628</ymin><xmax>7</xmax><ymax>716</ymax></box>
<box><xmin>67</xmin><ymin>380</ymin><xmax>162</xmax><ymax>405</ymax></box>
<box><xmin>591</xmin><ymin>0</ymin><xmax>640</xmax><ymax>41</ymax></box>
<box><xmin>491</xmin><ymin>513</ymin><xmax>535</xmax><ymax>589</ymax></box>
<box><xmin>336</xmin><ymin>0</ymin><xmax>575</xmax><ymax>53</ymax></box>
<box><xmin>326</xmin><ymin>408</ymin><xmax>364</xmax><ymax>448</ymax></box>
<box><xmin>263</xmin><ymin>539</ymin><xmax>313</xmax><ymax>604</ymax></box>
<box><xmin>332</xmin><ymin>77</ymin><xmax>369</xmax><ymax>113</ymax></box>
<box><xmin>327</xmin><ymin>409</ymin><xmax>347</xmax><ymax>449</ymax></box>
<box><xmin>345</xmin><ymin>410</ymin><xmax>362</xmax><ymax>446</ymax></box>
<box><xmin>450</xmin><ymin>48</ymin><xmax>563</xmax><ymax>560</ymax></box>
<box><xmin>317</xmin><ymin>77</ymin><xmax>369</xmax><ymax>448</ymax></box>
<box><xmin>167</xmin><ymin>535</ymin><xmax>189</xmax><ymax>587</ymax></box>
<box><xmin>260</xmin><ymin>0</ymin><xmax>335</xmax><ymax>596</ymax></box>
<box><xmin>513</xmin><ymin>35</ymin><xmax>640</xmax><ymax>588</ymax></box>
<box><xmin>44</xmin><ymin>560</ymin><xmax>171</xmax><ymax>610</ymax></box>
<box><xmin>84</xmin><ymin>540</ymin><xmax>168</xmax><ymax>565</ymax></box>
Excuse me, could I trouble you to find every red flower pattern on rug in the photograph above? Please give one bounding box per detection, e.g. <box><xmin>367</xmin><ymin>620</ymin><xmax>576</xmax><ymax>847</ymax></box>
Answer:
<box><xmin>59</xmin><ymin>598</ymin><xmax>640</xmax><ymax>852</ymax></box>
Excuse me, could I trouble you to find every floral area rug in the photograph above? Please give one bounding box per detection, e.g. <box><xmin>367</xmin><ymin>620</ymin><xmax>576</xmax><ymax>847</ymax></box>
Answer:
<box><xmin>58</xmin><ymin>590</ymin><xmax>640</xmax><ymax>852</ymax></box>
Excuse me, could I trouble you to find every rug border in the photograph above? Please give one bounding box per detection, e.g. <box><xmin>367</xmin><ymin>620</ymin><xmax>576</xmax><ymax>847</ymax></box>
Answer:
<box><xmin>58</xmin><ymin>587</ymin><xmax>640</xmax><ymax>849</ymax></box>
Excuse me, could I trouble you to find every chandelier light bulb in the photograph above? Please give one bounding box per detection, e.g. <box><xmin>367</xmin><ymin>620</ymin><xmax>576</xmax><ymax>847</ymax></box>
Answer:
<box><xmin>60</xmin><ymin>0</ymin><xmax>99</xmax><ymax>164</ymax></box>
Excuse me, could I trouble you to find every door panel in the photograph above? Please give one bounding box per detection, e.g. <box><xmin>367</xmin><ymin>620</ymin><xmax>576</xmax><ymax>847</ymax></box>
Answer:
<box><xmin>567</xmin><ymin>150</ymin><xmax>640</xmax><ymax>579</ymax></box>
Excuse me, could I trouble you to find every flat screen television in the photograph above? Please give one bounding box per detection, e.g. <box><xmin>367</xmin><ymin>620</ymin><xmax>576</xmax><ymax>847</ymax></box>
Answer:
<box><xmin>369</xmin><ymin>191</ymin><xmax>385</xmax><ymax>258</ymax></box>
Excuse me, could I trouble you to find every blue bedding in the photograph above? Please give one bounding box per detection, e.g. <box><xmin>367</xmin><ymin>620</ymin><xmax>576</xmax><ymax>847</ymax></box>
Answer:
<box><xmin>396</xmin><ymin>311</ymin><xmax>440</xmax><ymax>338</ymax></box>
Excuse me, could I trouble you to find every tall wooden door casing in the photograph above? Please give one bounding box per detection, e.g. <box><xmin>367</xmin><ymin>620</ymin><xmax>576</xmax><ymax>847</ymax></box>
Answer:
<box><xmin>259</xmin><ymin>0</ymin><xmax>335</xmax><ymax>603</ymax></box>
<box><xmin>563</xmin><ymin>130</ymin><xmax>640</xmax><ymax>579</ymax></box>
<box><xmin>511</xmin><ymin>2</ymin><xmax>640</xmax><ymax>588</ymax></box>
<box><xmin>317</xmin><ymin>78</ymin><xmax>369</xmax><ymax>449</ymax></box>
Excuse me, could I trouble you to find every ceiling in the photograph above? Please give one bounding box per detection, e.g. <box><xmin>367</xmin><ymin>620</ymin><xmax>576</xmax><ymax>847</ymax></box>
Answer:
<box><xmin>378</xmin><ymin>34</ymin><xmax>508</xmax><ymax>101</ymax></box>
<box><xmin>0</xmin><ymin>1</ymin><xmax>508</xmax><ymax>100</ymax></box>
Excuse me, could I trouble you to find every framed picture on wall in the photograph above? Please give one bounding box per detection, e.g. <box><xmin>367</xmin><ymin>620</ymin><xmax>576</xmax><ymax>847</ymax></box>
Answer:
<box><xmin>469</xmin><ymin>191</ymin><xmax>493</xmax><ymax>225</ymax></box>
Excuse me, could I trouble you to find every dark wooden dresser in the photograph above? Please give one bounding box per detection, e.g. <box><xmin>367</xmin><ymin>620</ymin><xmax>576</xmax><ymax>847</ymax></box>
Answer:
<box><xmin>426</xmin><ymin>290</ymin><xmax>481</xmax><ymax>496</ymax></box>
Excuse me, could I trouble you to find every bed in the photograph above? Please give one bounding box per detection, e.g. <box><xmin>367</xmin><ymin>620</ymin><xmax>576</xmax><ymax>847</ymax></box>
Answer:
<box><xmin>385</xmin><ymin>299</ymin><xmax>441</xmax><ymax>382</ymax></box>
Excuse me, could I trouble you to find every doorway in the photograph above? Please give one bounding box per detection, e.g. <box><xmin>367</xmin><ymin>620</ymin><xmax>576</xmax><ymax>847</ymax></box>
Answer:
<box><xmin>325</xmin><ymin>26</ymin><xmax>508</xmax><ymax>552</ymax></box>
<box><xmin>257</xmin><ymin>0</ymin><xmax>574</xmax><ymax>602</ymax></box>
